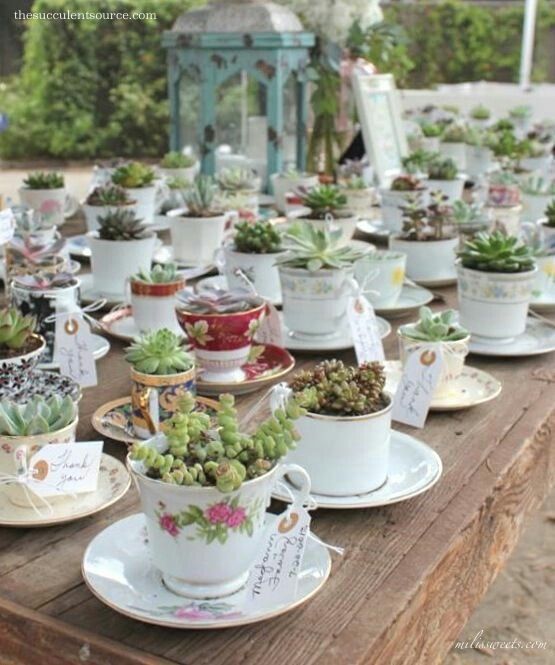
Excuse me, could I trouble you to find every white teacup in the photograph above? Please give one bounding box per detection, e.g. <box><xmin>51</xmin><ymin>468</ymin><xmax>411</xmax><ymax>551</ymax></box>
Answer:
<box><xmin>532</xmin><ymin>255</ymin><xmax>555</xmax><ymax>299</ymax></box>
<box><xmin>354</xmin><ymin>250</ymin><xmax>407</xmax><ymax>308</ymax></box>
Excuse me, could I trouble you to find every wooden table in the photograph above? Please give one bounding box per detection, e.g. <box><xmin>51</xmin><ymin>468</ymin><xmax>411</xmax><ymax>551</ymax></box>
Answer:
<box><xmin>1</xmin><ymin>220</ymin><xmax>554</xmax><ymax>665</ymax></box>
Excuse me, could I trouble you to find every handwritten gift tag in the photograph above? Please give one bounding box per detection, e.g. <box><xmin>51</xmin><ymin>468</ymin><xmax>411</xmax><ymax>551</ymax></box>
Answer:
<box><xmin>347</xmin><ymin>296</ymin><xmax>385</xmax><ymax>364</ymax></box>
<box><xmin>27</xmin><ymin>441</ymin><xmax>103</xmax><ymax>497</ymax></box>
<box><xmin>392</xmin><ymin>346</ymin><xmax>443</xmax><ymax>428</ymax></box>
<box><xmin>243</xmin><ymin>506</ymin><xmax>311</xmax><ymax>611</ymax></box>
<box><xmin>0</xmin><ymin>208</ymin><xmax>15</xmax><ymax>244</ymax></box>
<box><xmin>255</xmin><ymin>302</ymin><xmax>284</xmax><ymax>348</ymax></box>
<box><xmin>54</xmin><ymin>313</ymin><xmax>98</xmax><ymax>387</ymax></box>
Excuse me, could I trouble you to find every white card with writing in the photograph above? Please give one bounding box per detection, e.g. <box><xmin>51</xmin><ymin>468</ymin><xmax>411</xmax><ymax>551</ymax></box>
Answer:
<box><xmin>28</xmin><ymin>441</ymin><xmax>103</xmax><ymax>497</ymax></box>
<box><xmin>392</xmin><ymin>346</ymin><xmax>443</xmax><ymax>428</ymax></box>
<box><xmin>243</xmin><ymin>506</ymin><xmax>311</xmax><ymax>610</ymax></box>
<box><xmin>255</xmin><ymin>302</ymin><xmax>284</xmax><ymax>348</ymax></box>
<box><xmin>54</xmin><ymin>313</ymin><xmax>98</xmax><ymax>387</ymax></box>
<box><xmin>0</xmin><ymin>208</ymin><xmax>15</xmax><ymax>244</ymax></box>
<box><xmin>347</xmin><ymin>296</ymin><xmax>385</xmax><ymax>364</ymax></box>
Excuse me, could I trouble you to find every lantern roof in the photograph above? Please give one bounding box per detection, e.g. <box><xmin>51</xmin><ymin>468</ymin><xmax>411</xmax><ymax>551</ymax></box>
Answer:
<box><xmin>171</xmin><ymin>0</ymin><xmax>304</xmax><ymax>34</ymax></box>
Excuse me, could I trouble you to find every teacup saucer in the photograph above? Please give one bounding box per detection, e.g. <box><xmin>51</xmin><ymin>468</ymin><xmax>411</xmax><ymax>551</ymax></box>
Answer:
<box><xmin>0</xmin><ymin>454</ymin><xmax>130</xmax><ymax>528</ymax></box>
<box><xmin>153</xmin><ymin>245</ymin><xmax>216</xmax><ymax>277</ymax></box>
<box><xmin>197</xmin><ymin>275</ymin><xmax>282</xmax><ymax>307</ymax></box>
<box><xmin>373</xmin><ymin>285</ymin><xmax>434</xmax><ymax>319</ymax></box>
<box><xmin>66</xmin><ymin>234</ymin><xmax>91</xmax><ymax>259</ymax></box>
<box><xmin>197</xmin><ymin>344</ymin><xmax>295</xmax><ymax>396</ymax></box>
<box><xmin>356</xmin><ymin>218</ymin><xmax>391</xmax><ymax>241</ymax></box>
<box><xmin>99</xmin><ymin>306</ymin><xmax>183</xmax><ymax>342</ymax></box>
<box><xmin>92</xmin><ymin>395</ymin><xmax>220</xmax><ymax>445</ymax></box>
<box><xmin>384</xmin><ymin>361</ymin><xmax>502</xmax><ymax>411</ymax></box>
<box><xmin>468</xmin><ymin>317</ymin><xmax>555</xmax><ymax>357</ymax></box>
<box><xmin>38</xmin><ymin>333</ymin><xmax>110</xmax><ymax>370</ymax></box>
<box><xmin>272</xmin><ymin>431</ymin><xmax>442</xmax><ymax>509</ymax></box>
<box><xmin>530</xmin><ymin>291</ymin><xmax>555</xmax><ymax>313</ymax></box>
<box><xmin>79</xmin><ymin>274</ymin><xmax>126</xmax><ymax>307</ymax></box>
<box><xmin>280</xmin><ymin>313</ymin><xmax>391</xmax><ymax>353</ymax></box>
<box><xmin>414</xmin><ymin>274</ymin><xmax>457</xmax><ymax>288</ymax></box>
<box><xmin>82</xmin><ymin>513</ymin><xmax>331</xmax><ymax>628</ymax></box>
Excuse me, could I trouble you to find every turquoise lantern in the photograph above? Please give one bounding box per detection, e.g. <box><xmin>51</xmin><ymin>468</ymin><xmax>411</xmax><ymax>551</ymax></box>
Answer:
<box><xmin>162</xmin><ymin>0</ymin><xmax>315</xmax><ymax>189</ymax></box>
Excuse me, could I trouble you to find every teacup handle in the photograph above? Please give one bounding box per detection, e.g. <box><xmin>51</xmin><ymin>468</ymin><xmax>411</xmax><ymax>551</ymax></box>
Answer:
<box><xmin>343</xmin><ymin>276</ymin><xmax>362</xmax><ymax>297</ymax></box>
<box><xmin>272</xmin><ymin>463</ymin><xmax>311</xmax><ymax>507</ymax></box>
<box><xmin>137</xmin><ymin>387</ymin><xmax>159</xmax><ymax>435</ymax></box>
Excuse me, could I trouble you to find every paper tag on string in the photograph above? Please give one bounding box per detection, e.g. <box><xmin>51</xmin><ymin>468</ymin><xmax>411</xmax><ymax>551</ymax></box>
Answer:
<box><xmin>0</xmin><ymin>208</ymin><xmax>15</xmax><ymax>244</ymax></box>
<box><xmin>243</xmin><ymin>506</ymin><xmax>311</xmax><ymax>611</ymax></box>
<box><xmin>27</xmin><ymin>441</ymin><xmax>103</xmax><ymax>497</ymax></box>
<box><xmin>347</xmin><ymin>296</ymin><xmax>385</xmax><ymax>364</ymax></box>
<box><xmin>54</xmin><ymin>313</ymin><xmax>98</xmax><ymax>387</ymax></box>
<box><xmin>392</xmin><ymin>346</ymin><xmax>443</xmax><ymax>428</ymax></box>
<box><xmin>255</xmin><ymin>302</ymin><xmax>284</xmax><ymax>347</ymax></box>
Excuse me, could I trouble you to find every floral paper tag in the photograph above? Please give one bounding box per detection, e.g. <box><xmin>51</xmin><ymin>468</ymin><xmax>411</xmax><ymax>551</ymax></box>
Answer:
<box><xmin>392</xmin><ymin>346</ymin><xmax>443</xmax><ymax>428</ymax></box>
<box><xmin>347</xmin><ymin>296</ymin><xmax>385</xmax><ymax>364</ymax></box>
<box><xmin>243</xmin><ymin>506</ymin><xmax>311</xmax><ymax>611</ymax></box>
<box><xmin>54</xmin><ymin>313</ymin><xmax>98</xmax><ymax>387</ymax></box>
<box><xmin>0</xmin><ymin>208</ymin><xmax>15</xmax><ymax>244</ymax></box>
<box><xmin>27</xmin><ymin>441</ymin><xmax>103</xmax><ymax>497</ymax></box>
<box><xmin>255</xmin><ymin>302</ymin><xmax>284</xmax><ymax>348</ymax></box>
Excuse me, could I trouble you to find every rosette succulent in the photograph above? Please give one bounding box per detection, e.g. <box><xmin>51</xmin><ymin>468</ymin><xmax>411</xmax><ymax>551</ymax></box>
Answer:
<box><xmin>390</xmin><ymin>174</ymin><xmax>423</xmax><ymax>191</ymax></box>
<box><xmin>97</xmin><ymin>209</ymin><xmax>151</xmax><ymax>241</ymax></box>
<box><xmin>401</xmin><ymin>151</ymin><xmax>434</xmax><ymax>175</ymax></box>
<box><xmin>0</xmin><ymin>395</ymin><xmax>76</xmax><ymax>436</ymax></box>
<box><xmin>125</xmin><ymin>329</ymin><xmax>194</xmax><ymax>375</ymax></box>
<box><xmin>176</xmin><ymin>287</ymin><xmax>263</xmax><ymax>314</ymax></box>
<box><xmin>112</xmin><ymin>162</ymin><xmax>156</xmax><ymax>189</ymax></box>
<box><xmin>130</xmin><ymin>391</ymin><xmax>305</xmax><ymax>492</ymax></box>
<box><xmin>183</xmin><ymin>175</ymin><xmax>223</xmax><ymax>218</ymax></box>
<box><xmin>470</xmin><ymin>105</ymin><xmax>490</xmax><ymax>120</ymax></box>
<box><xmin>233</xmin><ymin>221</ymin><xmax>282</xmax><ymax>254</ymax></box>
<box><xmin>458</xmin><ymin>231</ymin><xmax>536</xmax><ymax>273</ymax></box>
<box><xmin>217</xmin><ymin>167</ymin><xmax>258</xmax><ymax>193</ymax></box>
<box><xmin>442</xmin><ymin>124</ymin><xmax>467</xmax><ymax>143</ymax></box>
<box><xmin>427</xmin><ymin>156</ymin><xmax>458</xmax><ymax>180</ymax></box>
<box><xmin>544</xmin><ymin>200</ymin><xmax>555</xmax><ymax>228</ymax></box>
<box><xmin>86</xmin><ymin>185</ymin><xmax>132</xmax><ymax>207</ymax></box>
<box><xmin>298</xmin><ymin>185</ymin><xmax>349</xmax><ymax>219</ymax></box>
<box><xmin>133</xmin><ymin>263</ymin><xmax>180</xmax><ymax>284</ymax></box>
<box><xmin>290</xmin><ymin>360</ymin><xmax>388</xmax><ymax>417</ymax></box>
<box><xmin>23</xmin><ymin>172</ymin><xmax>64</xmax><ymax>190</ymax></box>
<box><xmin>400</xmin><ymin>307</ymin><xmax>468</xmax><ymax>342</ymax></box>
<box><xmin>0</xmin><ymin>308</ymin><xmax>37</xmax><ymax>354</ymax></box>
<box><xmin>421</xmin><ymin>123</ymin><xmax>442</xmax><ymax>138</ymax></box>
<box><xmin>160</xmin><ymin>152</ymin><xmax>196</xmax><ymax>169</ymax></box>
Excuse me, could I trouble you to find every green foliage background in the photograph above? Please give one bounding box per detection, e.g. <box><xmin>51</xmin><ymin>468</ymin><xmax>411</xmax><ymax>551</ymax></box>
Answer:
<box><xmin>0</xmin><ymin>0</ymin><xmax>554</xmax><ymax>160</ymax></box>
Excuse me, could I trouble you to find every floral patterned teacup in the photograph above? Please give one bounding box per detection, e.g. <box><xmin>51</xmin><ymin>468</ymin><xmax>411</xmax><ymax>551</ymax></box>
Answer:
<box><xmin>354</xmin><ymin>250</ymin><xmax>407</xmax><ymax>308</ymax></box>
<box><xmin>176</xmin><ymin>300</ymin><xmax>265</xmax><ymax>383</ymax></box>
<box><xmin>129</xmin><ymin>457</ymin><xmax>311</xmax><ymax>599</ymax></box>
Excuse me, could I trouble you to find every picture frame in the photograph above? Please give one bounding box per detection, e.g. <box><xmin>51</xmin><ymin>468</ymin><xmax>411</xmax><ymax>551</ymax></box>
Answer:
<box><xmin>352</xmin><ymin>71</ymin><xmax>408</xmax><ymax>187</ymax></box>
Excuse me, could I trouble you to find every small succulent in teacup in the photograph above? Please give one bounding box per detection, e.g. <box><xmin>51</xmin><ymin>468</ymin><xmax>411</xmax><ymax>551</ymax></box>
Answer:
<box><xmin>7</xmin><ymin>234</ymin><xmax>66</xmax><ymax>264</ymax></box>
<box><xmin>86</xmin><ymin>184</ymin><xmax>132</xmax><ymax>207</ymax></box>
<box><xmin>233</xmin><ymin>220</ymin><xmax>282</xmax><ymax>254</ymax></box>
<box><xmin>520</xmin><ymin>140</ymin><xmax>550</xmax><ymax>159</ymax></box>
<box><xmin>111</xmin><ymin>162</ymin><xmax>156</xmax><ymax>189</ymax></box>
<box><xmin>420</xmin><ymin>123</ymin><xmax>442</xmax><ymax>138</ymax></box>
<box><xmin>97</xmin><ymin>209</ymin><xmax>151</xmax><ymax>241</ymax></box>
<box><xmin>400</xmin><ymin>192</ymin><xmax>454</xmax><ymax>241</ymax></box>
<box><xmin>457</xmin><ymin>231</ymin><xmax>536</xmax><ymax>273</ymax></box>
<box><xmin>427</xmin><ymin>156</ymin><xmax>458</xmax><ymax>180</ymax></box>
<box><xmin>290</xmin><ymin>359</ymin><xmax>388</xmax><ymax>417</ymax></box>
<box><xmin>11</xmin><ymin>208</ymin><xmax>48</xmax><ymax>236</ymax></box>
<box><xmin>390</xmin><ymin>174</ymin><xmax>424</xmax><ymax>191</ymax></box>
<box><xmin>0</xmin><ymin>308</ymin><xmax>37</xmax><ymax>356</ymax></box>
<box><xmin>176</xmin><ymin>287</ymin><xmax>263</xmax><ymax>314</ymax></box>
<box><xmin>520</xmin><ymin>176</ymin><xmax>555</xmax><ymax>197</ymax></box>
<box><xmin>160</xmin><ymin>152</ymin><xmax>196</xmax><ymax>169</ymax></box>
<box><xmin>509</xmin><ymin>105</ymin><xmax>532</xmax><ymax>120</ymax></box>
<box><xmin>401</xmin><ymin>150</ymin><xmax>435</xmax><ymax>175</ymax></box>
<box><xmin>130</xmin><ymin>391</ymin><xmax>305</xmax><ymax>491</ymax></box>
<box><xmin>470</xmin><ymin>105</ymin><xmax>491</xmax><ymax>121</ymax></box>
<box><xmin>400</xmin><ymin>307</ymin><xmax>468</xmax><ymax>342</ymax></box>
<box><xmin>0</xmin><ymin>395</ymin><xmax>76</xmax><ymax>436</ymax></box>
<box><xmin>125</xmin><ymin>329</ymin><xmax>194</xmax><ymax>376</ymax></box>
<box><xmin>217</xmin><ymin>167</ymin><xmax>258</xmax><ymax>193</ymax></box>
<box><xmin>134</xmin><ymin>263</ymin><xmax>180</xmax><ymax>284</ymax></box>
<box><xmin>488</xmin><ymin>170</ymin><xmax>519</xmax><ymax>187</ymax></box>
<box><xmin>486</xmin><ymin>127</ymin><xmax>525</xmax><ymax>159</ymax></box>
<box><xmin>276</xmin><ymin>221</ymin><xmax>369</xmax><ymax>272</ymax></box>
<box><xmin>342</xmin><ymin>175</ymin><xmax>367</xmax><ymax>190</ymax></box>
<box><xmin>464</xmin><ymin>127</ymin><xmax>489</xmax><ymax>147</ymax></box>
<box><xmin>298</xmin><ymin>184</ymin><xmax>349</xmax><ymax>219</ymax></box>
<box><xmin>22</xmin><ymin>172</ymin><xmax>64</xmax><ymax>190</ymax></box>
<box><xmin>441</xmin><ymin>124</ymin><xmax>467</xmax><ymax>143</ymax></box>
<box><xmin>544</xmin><ymin>200</ymin><xmax>555</xmax><ymax>228</ymax></box>
<box><xmin>452</xmin><ymin>201</ymin><xmax>488</xmax><ymax>227</ymax></box>
<box><xmin>12</xmin><ymin>271</ymin><xmax>76</xmax><ymax>290</ymax></box>
<box><xmin>182</xmin><ymin>175</ymin><xmax>224</xmax><ymax>218</ymax></box>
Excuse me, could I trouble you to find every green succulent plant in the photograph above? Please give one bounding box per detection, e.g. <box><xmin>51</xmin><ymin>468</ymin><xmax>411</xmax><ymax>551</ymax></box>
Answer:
<box><xmin>0</xmin><ymin>395</ymin><xmax>76</xmax><ymax>436</ymax></box>
<box><xmin>23</xmin><ymin>172</ymin><xmax>64</xmax><ymax>190</ymax></box>
<box><xmin>486</xmin><ymin>128</ymin><xmax>525</xmax><ymax>159</ymax></box>
<box><xmin>521</xmin><ymin>176</ymin><xmax>555</xmax><ymax>197</ymax></box>
<box><xmin>0</xmin><ymin>308</ymin><xmax>37</xmax><ymax>353</ymax></box>
<box><xmin>217</xmin><ymin>167</ymin><xmax>258</xmax><ymax>192</ymax></box>
<box><xmin>97</xmin><ymin>209</ymin><xmax>151</xmax><ymax>241</ymax></box>
<box><xmin>400</xmin><ymin>191</ymin><xmax>453</xmax><ymax>241</ymax></box>
<box><xmin>125</xmin><ymin>329</ymin><xmax>194</xmax><ymax>376</ymax></box>
<box><xmin>183</xmin><ymin>175</ymin><xmax>223</xmax><ymax>218</ymax></box>
<box><xmin>133</xmin><ymin>263</ymin><xmax>180</xmax><ymax>284</ymax></box>
<box><xmin>427</xmin><ymin>156</ymin><xmax>458</xmax><ymax>180</ymax></box>
<box><xmin>290</xmin><ymin>360</ymin><xmax>388</xmax><ymax>417</ymax></box>
<box><xmin>391</xmin><ymin>174</ymin><xmax>424</xmax><ymax>191</ymax></box>
<box><xmin>442</xmin><ymin>124</ymin><xmax>467</xmax><ymax>143</ymax></box>
<box><xmin>400</xmin><ymin>307</ymin><xmax>468</xmax><ymax>342</ymax></box>
<box><xmin>130</xmin><ymin>391</ymin><xmax>304</xmax><ymax>492</ymax></box>
<box><xmin>402</xmin><ymin>150</ymin><xmax>434</xmax><ymax>175</ymax></box>
<box><xmin>177</xmin><ymin>287</ymin><xmax>262</xmax><ymax>314</ymax></box>
<box><xmin>464</xmin><ymin>127</ymin><xmax>489</xmax><ymax>148</ymax></box>
<box><xmin>233</xmin><ymin>220</ymin><xmax>282</xmax><ymax>254</ymax></box>
<box><xmin>342</xmin><ymin>175</ymin><xmax>367</xmax><ymax>190</ymax></box>
<box><xmin>421</xmin><ymin>123</ymin><xmax>442</xmax><ymax>138</ymax></box>
<box><xmin>488</xmin><ymin>170</ymin><xmax>519</xmax><ymax>186</ymax></box>
<box><xmin>86</xmin><ymin>185</ymin><xmax>131</xmax><ymax>207</ymax></box>
<box><xmin>458</xmin><ymin>231</ymin><xmax>536</xmax><ymax>273</ymax></box>
<box><xmin>509</xmin><ymin>105</ymin><xmax>532</xmax><ymax>119</ymax></box>
<box><xmin>544</xmin><ymin>200</ymin><xmax>555</xmax><ymax>228</ymax></box>
<box><xmin>452</xmin><ymin>200</ymin><xmax>488</xmax><ymax>227</ymax></box>
<box><xmin>160</xmin><ymin>152</ymin><xmax>196</xmax><ymax>169</ymax></box>
<box><xmin>276</xmin><ymin>221</ymin><xmax>369</xmax><ymax>272</ymax></box>
<box><xmin>470</xmin><ymin>105</ymin><xmax>491</xmax><ymax>120</ymax></box>
<box><xmin>111</xmin><ymin>162</ymin><xmax>156</xmax><ymax>189</ymax></box>
<box><xmin>299</xmin><ymin>185</ymin><xmax>348</xmax><ymax>219</ymax></box>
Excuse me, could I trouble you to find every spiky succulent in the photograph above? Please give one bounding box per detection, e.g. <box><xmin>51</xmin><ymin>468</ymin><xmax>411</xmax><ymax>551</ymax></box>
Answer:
<box><xmin>458</xmin><ymin>231</ymin><xmax>536</xmax><ymax>273</ymax></box>
<box><xmin>130</xmin><ymin>391</ymin><xmax>305</xmax><ymax>491</ymax></box>
<box><xmin>400</xmin><ymin>307</ymin><xmax>468</xmax><ymax>342</ymax></box>
<box><xmin>290</xmin><ymin>360</ymin><xmax>388</xmax><ymax>417</ymax></box>
<box><xmin>233</xmin><ymin>220</ymin><xmax>282</xmax><ymax>254</ymax></box>
<box><xmin>452</xmin><ymin>201</ymin><xmax>488</xmax><ymax>227</ymax></box>
<box><xmin>299</xmin><ymin>185</ymin><xmax>348</xmax><ymax>219</ymax></box>
<box><xmin>160</xmin><ymin>152</ymin><xmax>196</xmax><ymax>169</ymax></box>
<box><xmin>111</xmin><ymin>162</ymin><xmax>156</xmax><ymax>189</ymax></box>
<box><xmin>133</xmin><ymin>263</ymin><xmax>180</xmax><ymax>284</ymax></box>
<box><xmin>427</xmin><ymin>156</ymin><xmax>458</xmax><ymax>180</ymax></box>
<box><xmin>488</xmin><ymin>170</ymin><xmax>518</xmax><ymax>186</ymax></box>
<box><xmin>421</xmin><ymin>123</ymin><xmax>442</xmax><ymax>137</ymax></box>
<box><xmin>97</xmin><ymin>209</ymin><xmax>151</xmax><ymax>241</ymax></box>
<box><xmin>125</xmin><ymin>329</ymin><xmax>193</xmax><ymax>375</ymax></box>
<box><xmin>544</xmin><ymin>200</ymin><xmax>555</xmax><ymax>228</ymax></box>
<box><xmin>0</xmin><ymin>308</ymin><xmax>37</xmax><ymax>353</ymax></box>
<box><xmin>442</xmin><ymin>124</ymin><xmax>467</xmax><ymax>143</ymax></box>
<box><xmin>486</xmin><ymin>128</ymin><xmax>524</xmax><ymax>159</ymax></box>
<box><xmin>183</xmin><ymin>175</ymin><xmax>223</xmax><ymax>217</ymax></box>
<box><xmin>521</xmin><ymin>176</ymin><xmax>555</xmax><ymax>196</ymax></box>
<box><xmin>391</xmin><ymin>174</ymin><xmax>424</xmax><ymax>191</ymax></box>
<box><xmin>402</xmin><ymin>150</ymin><xmax>434</xmax><ymax>175</ymax></box>
<box><xmin>276</xmin><ymin>221</ymin><xmax>369</xmax><ymax>272</ymax></box>
<box><xmin>470</xmin><ymin>105</ymin><xmax>490</xmax><ymax>120</ymax></box>
<box><xmin>176</xmin><ymin>287</ymin><xmax>263</xmax><ymax>314</ymax></box>
<box><xmin>217</xmin><ymin>167</ymin><xmax>258</xmax><ymax>192</ymax></box>
<box><xmin>23</xmin><ymin>172</ymin><xmax>64</xmax><ymax>190</ymax></box>
<box><xmin>86</xmin><ymin>185</ymin><xmax>132</xmax><ymax>207</ymax></box>
<box><xmin>0</xmin><ymin>395</ymin><xmax>76</xmax><ymax>436</ymax></box>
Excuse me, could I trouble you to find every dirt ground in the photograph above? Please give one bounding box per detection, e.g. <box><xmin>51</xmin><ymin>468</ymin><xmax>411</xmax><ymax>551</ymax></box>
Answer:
<box><xmin>1</xmin><ymin>166</ymin><xmax>554</xmax><ymax>664</ymax></box>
